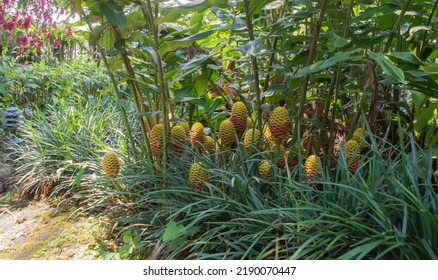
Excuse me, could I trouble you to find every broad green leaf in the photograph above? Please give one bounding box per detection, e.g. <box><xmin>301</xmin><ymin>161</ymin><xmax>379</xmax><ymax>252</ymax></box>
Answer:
<box><xmin>414</xmin><ymin>106</ymin><xmax>435</xmax><ymax>133</ymax></box>
<box><xmin>389</xmin><ymin>52</ymin><xmax>423</xmax><ymax>65</ymax></box>
<box><xmin>428</xmin><ymin>49</ymin><xmax>438</xmax><ymax>60</ymax></box>
<box><xmin>158</xmin><ymin>0</ymin><xmax>229</xmax><ymax>23</ymax></box>
<box><xmin>295</xmin><ymin>50</ymin><xmax>363</xmax><ymax>78</ymax></box>
<box><xmin>190</xmin><ymin>12</ymin><xmax>204</xmax><ymax>34</ymax></box>
<box><xmin>89</xmin><ymin>23</ymin><xmax>110</xmax><ymax>46</ymax></box>
<box><xmin>162</xmin><ymin>221</ymin><xmax>186</xmax><ymax>242</ymax></box>
<box><xmin>174</xmin><ymin>29</ymin><xmax>218</xmax><ymax>43</ymax></box>
<box><xmin>421</xmin><ymin>63</ymin><xmax>438</xmax><ymax>74</ymax></box>
<box><xmin>327</xmin><ymin>33</ymin><xmax>351</xmax><ymax>51</ymax></box>
<box><xmin>208</xmin><ymin>98</ymin><xmax>224</xmax><ymax>116</ymax></box>
<box><xmin>264</xmin><ymin>0</ymin><xmax>284</xmax><ymax>10</ymax></box>
<box><xmin>179</xmin><ymin>54</ymin><xmax>214</xmax><ymax>71</ymax></box>
<box><xmin>409</xmin><ymin>26</ymin><xmax>431</xmax><ymax>35</ymax></box>
<box><xmin>353</xmin><ymin>4</ymin><xmax>397</xmax><ymax>22</ymax></box>
<box><xmin>368</xmin><ymin>52</ymin><xmax>405</xmax><ymax>83</ymax></box>
<box><xmin>249</xmin><ymin>0</ymin><xmax>278</xmax><ymax>15</ymax></box>
<box><xmin>195</xmin><ymin>71</ymin><xmax>210</xmax><ymax>95</ymax></box>
<box><xmin>159</xmin><ymin>40</ymin><xmax>193</xmax><ymax>56</ymax></box>
<box><xmin>101</xmin><ymin>0</ymin><xmax>127</xmax><ymax>28</ymax></box>
<box><xmin>126</xmin><ymin>32</ymin><xmax>154</xmax><ymax>46</ymax></box>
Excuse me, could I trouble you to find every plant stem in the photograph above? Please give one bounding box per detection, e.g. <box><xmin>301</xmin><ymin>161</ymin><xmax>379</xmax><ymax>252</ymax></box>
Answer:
<box><xmin>420</xmin><ymin>0</ymin><xmax>438</xmax><ymax>57</ymax></box>
<box><xmin>292</xmin><ymin>0</ymin><xmax>328</xmax><ymax>146</ymax></box>
<box><xmin>243</xmin><ymin>0</ymin><xmax>263</xmax><ymax>133</ymax></box>
<box><xmin>100</xmin><ymin>49</ymin><xmax>136</xmax><ymax>156</ymax></box>
<box><xmin>142</xmin><ymin>0</ymin><xmax>170</xmax><ymax>170</ymax></box>
<box><xmin>383</xmin><ymin>0</ymin><xmax>412</xmax><ymax>53</ymax></box>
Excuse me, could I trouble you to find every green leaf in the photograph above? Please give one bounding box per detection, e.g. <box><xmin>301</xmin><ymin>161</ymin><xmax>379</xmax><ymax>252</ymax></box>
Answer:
<box><xmin>101</xmin><ymin>0</ymin><xmax>127</xmax><ymax>28</ymax></box>
<box><xmin>158</xmin><ymin>0</ymin><xmax>229</xmax><ymax>23</ymax></box>
<box><xmin>414</xmin><ymin>106</ymin><xmax>435</xmax><ymax>133</ymax></box>
<box><xmin>249</xmin><ymin>0</ymin><xmax>278</xmax><ymax>15</ymax></box>
<box><xmin>162</xmin><ymin>221</ymin><xmax>187</xmax><ymax>242</ymax></box>
<box><xmin>89</xmin><ymin>23</ymin><xmax>110</xmax><ymax>46</ymax></box>
<box><xmin>427</xmin><ymin>49</ymin><xmax>438</xmax><ymax>60</ymax></box>
<box><xmin>389</xmin><ymin>52</ymin><xmax>423</xmax><ymax>65</ymax></box>
<box><xmin>208</xmin><ymin>98</ymin><xmax>224</xmax><ymax>116</ymax></box>
<box><xmin>179</xmin><ymin>54</ymin><xmax>213</xmax><ymax>71</ymax></box>
<box><xmin>353</xmin><ymin>4</ymin><xmax>397</xmax><ymax>22</ymax></box>
<box><xmin>327</xmin><ymin>33</ymin><xmax>351</xmax><ymax>51</ymax></box>
<box><xmin>295</xmin><ymin>49</ymin><xmax>363</xmax><ymax>78</ymax></box>
<box><xmin>126</xmin><ymin>32</ymin><xmax>155</xmax><ymax>46</ymax></box>
<box><xmin>368</xmin><ymin>52</ymin><xmax>405</xmax><ymax>83</ymax></box>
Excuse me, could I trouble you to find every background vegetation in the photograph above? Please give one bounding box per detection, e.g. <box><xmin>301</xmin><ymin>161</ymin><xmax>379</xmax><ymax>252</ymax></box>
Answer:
<box><xmin>1</xmin><ymin>0</ymin><xmax>437</xmax><ymax>259</ymax></box>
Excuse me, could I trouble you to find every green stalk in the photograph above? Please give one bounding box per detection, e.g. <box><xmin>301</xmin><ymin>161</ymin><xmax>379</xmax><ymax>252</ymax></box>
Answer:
<box><xmin>420</xmin><ymin>0</ymin><xmax>438</xmax><ymax>57</ymax></box>
<box><xmin>291</xmin><ymin>0</ymin><xmax>328</xmax><ymax>146</ymax></box>
<box><xmin>120</xmin><ymin>52</ymin><xmax>154</xmax><ymax>162</ymax></box>
<box><xmin>383</xmin><ymin>0</ymin><xmax>413</xmax><ymax>53</ymax></box>
<box><xmin>100</xmin><ymin>49</ymin><xmax>136</xmax><ymax>156</ymax></box>
<box><xmin>142</xmin><ymin>0</ymin><xmax>170</xmax><ymax>170</ymax></box>
<box><xmin>243</xmin><ymin>0</ymin><xmax>263</xmax><ymax>133</ymax></box>
<box><xmin>110</xmin><ymin>27</ymin><xmax>154</xmax><ymax>163</ymax></box>
<box><xmin>325</xmin><ymin>0</ymin><xmax>354</xmax><ymax>167</ymax></box>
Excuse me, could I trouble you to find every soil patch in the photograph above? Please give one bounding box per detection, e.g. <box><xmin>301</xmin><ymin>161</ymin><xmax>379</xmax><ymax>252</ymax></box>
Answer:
<box><xmin>0</xmin><ymin>201</ymin><xmax>102</xmax><ymax>259</ymax></box>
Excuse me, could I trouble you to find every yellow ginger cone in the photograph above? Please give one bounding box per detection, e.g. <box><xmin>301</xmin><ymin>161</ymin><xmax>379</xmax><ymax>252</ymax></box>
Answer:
<box><xmin>203</xmin><ymin>136</ymin><xmax>214</xmax><ymax>154</ymax></box>
<box><xmin>261</xmin><ymin>125</ymin><xmax>275</xmax><ymax>150</ymax></box>
<box><xmin>345</xmin><ymin>139</ymin><xmax>360</xmax><ymax>173</ymax></box>
<box><xmin>143</xmin><ymin>116</ymin><xmax>156</xmax><ymax>133</ymax></box>
<box><xmin>269</xmin><ymin>107</ymin><xmax>290</xmax><ymax>139</ymax></box>
<box><xmin>219</xmin><ymin>119</ymin><xmax>236</xmax><ymax>146</ymax></box>
<box><xmin>304</xmin><ymin>155</ymin><xmax>321</xmax><ymax>178</ymax></box>
<box><xmin>243</xmin><ymin>128</ymin><xmax>261</xmax><ymax>149</ymax></box>
<box><xmin>346</xmin><ymin>154</ymin><xmax>360</xmax><ymax>173</ymax></box>
<box><xmin>189</xmin><ymin>162</ymin><xmax>209</xmax><ymax>189</ymax></box>
<box><xmin>102</xmin><ymin>152</ymin><xmax>120</xmax><ymax>179</ymax></box>
<box><xmin>345</xmin><ymin>140</ymin><xmax>359</xmax><ymax>156</ymax></box>
<box><xmin>171</xmin><ymin>125</ymin><xmax>187</xmax><ymax>155</ymax></box>
<box><xmin>258</xmin><ymin>159</ymin><xmax>273</xmax><ymax>180</ymax></box>
<box><xmin>352</xmin><ymin>128</ymin><xmax>368</xmax><ymax>151</ymax></box>
<box><xmin>229</xmin><ymin>101</ymin><xmax>247</xmax><ymax>134</ymax></box>
<box><xmin>190</xmin><ymin>122</ymin><xmax>205</xmax><ymax>150</ymax></box>
<box><xmin>178</xmin><ymin>121</ymin><xmax>190</xmax><ymax>136</ymax></box>
<box><xmin>150</xmin><ymin>124</ymin><xmax>164</xmax><ymax>156</ymax></box>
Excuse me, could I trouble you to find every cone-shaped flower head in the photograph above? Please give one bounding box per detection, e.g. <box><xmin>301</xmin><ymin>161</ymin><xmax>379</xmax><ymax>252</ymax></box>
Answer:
<box><xmin>150</xmin><ymin>124</ymin><xmax>164</xmax><ymax>156</ymax></box>
<box><xmin>304</xmin><ymin>154</ymin><xmax>321</xmax><ymax>178</ymax></box>
<box><xmin>269</xmin><ymin>107</ymin><xmax>290</xmax><ymax>139</ymax></box>
<box><xmin>190</xmin><ymin>122</ymin><xmax>205</xmax><ymax>149</ymax></box>
<box><xmin>203</xmin><ymin>136</ymin><xmax>214</xmax><ymax>154</ymax></box>
<box><xmin>102</xmin><ymin>152</ymin><xmax>120</xmax><ymax>179</ymax></box>
<box><xmin>219</xmin><ymin>119</ymin><xmax>236</xmax><ymax>146</ymax></box>
<box><xmin>189</xmin><ymin>162</ymin><xmax>209</xmax><ymax>189</ymax></box>
<box><xmin>258</xmin><ymin>159</ymin><xmax>273</xmax><ymax>180</ymax></box>
<box><xmin>171</xmin><ymin>125</ymin><xmax>187</xmax><ymax>155</ymax></box>
<box><xmin>243</xmin><ymin>128</ymin><xmax>261</xmax><ymax>149</ymax></box>
<box><xmin>230</xmin><ymin>101</ymin><xmax>247</xmax><ymax>133</ymax></box>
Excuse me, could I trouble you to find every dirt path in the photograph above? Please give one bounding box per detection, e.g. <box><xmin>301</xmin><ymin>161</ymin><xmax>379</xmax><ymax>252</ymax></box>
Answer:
<box><xmin>0</xmin><ymin>200</ymin><xmax>103</xmax><ymax>259</ymax></box>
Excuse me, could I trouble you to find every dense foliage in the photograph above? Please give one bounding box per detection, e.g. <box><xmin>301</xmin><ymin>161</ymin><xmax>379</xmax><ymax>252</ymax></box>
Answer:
<box><xmin>1</xmin><ymin>0</ymin><xmax>437</xmax><ymax>259</ymax></box>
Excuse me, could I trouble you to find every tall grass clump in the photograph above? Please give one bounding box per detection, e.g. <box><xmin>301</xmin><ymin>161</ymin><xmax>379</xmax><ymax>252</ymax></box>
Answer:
<box><xmin>100</xmin><ymin>129</ymin><xmax>437</xmax><ymax>260</ymax></box>
<box><xmin>10</xmin><ymin>94</ymin><xmax>125</xmax><ymax>200</ymax></box>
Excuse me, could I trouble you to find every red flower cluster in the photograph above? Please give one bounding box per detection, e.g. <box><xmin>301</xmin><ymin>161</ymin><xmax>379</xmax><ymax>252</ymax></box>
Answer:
<box><xmin>0</xmin><ymin>0</ymin><xmax>73</xmax><ymax>56</ymax></box>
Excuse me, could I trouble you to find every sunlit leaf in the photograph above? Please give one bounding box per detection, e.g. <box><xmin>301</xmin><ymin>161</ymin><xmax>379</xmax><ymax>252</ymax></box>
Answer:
<box><xmin>368</xmin><ymin>52</ymin><xmax>405</xmax><ymax>83</ymax></box>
